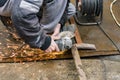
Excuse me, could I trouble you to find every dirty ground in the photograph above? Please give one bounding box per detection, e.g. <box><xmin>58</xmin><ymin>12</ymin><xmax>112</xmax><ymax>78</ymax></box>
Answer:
<box><xmin>0</xmin><ymin>54</ymin><xmax>120</xmax><ymax>80</ymax></box>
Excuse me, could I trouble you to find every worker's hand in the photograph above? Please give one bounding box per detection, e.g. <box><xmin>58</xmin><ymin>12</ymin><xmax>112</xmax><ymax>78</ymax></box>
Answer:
<box><xmin>45</xmin><ymin>38</ymin><xmax>60</xmax><ymax>53</ymax></box>
<box><xmin>51</xmin><ymin>24</ymin><xmax>61</xmax><ymax>40</ymax></box>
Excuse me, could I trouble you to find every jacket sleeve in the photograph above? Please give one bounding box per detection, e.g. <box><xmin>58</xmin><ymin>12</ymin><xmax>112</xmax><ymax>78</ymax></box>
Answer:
<box><xmin>59</xmin><ymin>0</ymin><xmax>70</xmax><ymax>27</ymax></box>
<box><xmin>59</xmin><ymin>10</ymin><xmax>68</xmax><ymax>27</ymax></box>
<box><xmin>11</xmin><ymin>0</ymin><xmax>51</xmax><ymax>50</ymax></box>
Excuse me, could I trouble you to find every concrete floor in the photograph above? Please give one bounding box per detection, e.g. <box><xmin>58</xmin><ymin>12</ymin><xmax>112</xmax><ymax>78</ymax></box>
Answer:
<box><xmin>0</xmin><ymin>56</ymin><xmax>120</xmax><ymax>80</ymax></box>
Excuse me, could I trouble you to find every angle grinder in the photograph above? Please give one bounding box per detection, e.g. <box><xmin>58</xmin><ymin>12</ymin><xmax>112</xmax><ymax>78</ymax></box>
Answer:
<box><xmin>55</xmin><ymin>24</ymin><xmax>76</xmax><ymax>51</ymax></box>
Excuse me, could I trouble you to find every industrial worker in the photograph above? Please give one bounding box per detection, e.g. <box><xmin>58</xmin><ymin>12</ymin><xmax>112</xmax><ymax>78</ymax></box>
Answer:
<box><xmin>0</xmin><ymin>0</ymin><xmax>76</xmax><ymax>53</ymax></box>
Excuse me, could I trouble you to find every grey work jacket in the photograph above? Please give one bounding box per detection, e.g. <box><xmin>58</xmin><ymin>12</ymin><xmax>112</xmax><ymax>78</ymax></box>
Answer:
<box><xmin>11</xmin><ymin>0</ymin><xmax>67</xmax><ymax>50</ymax></box>
<box><xmin>0</xmin><ymin>0</ymin><xmax>14</xmax><ymax>16</ymax></box>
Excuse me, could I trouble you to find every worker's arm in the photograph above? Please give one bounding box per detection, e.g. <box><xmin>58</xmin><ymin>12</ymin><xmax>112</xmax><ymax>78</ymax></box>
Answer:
<box><xmin>11</xmin><ymin>0</ymin><xmax>59</xmax><ymax>52</ymax></box>
<box><xmin>51</xmin><ymin>9</ymin><xmax>68</xmax><ymax>40</ymax></box>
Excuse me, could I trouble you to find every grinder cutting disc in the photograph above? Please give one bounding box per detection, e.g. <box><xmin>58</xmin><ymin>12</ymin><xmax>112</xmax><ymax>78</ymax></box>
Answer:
<box><xmin>59</xmin><ymin>31</ymin><xmax>75</xmax><ymax>39</ymax></box>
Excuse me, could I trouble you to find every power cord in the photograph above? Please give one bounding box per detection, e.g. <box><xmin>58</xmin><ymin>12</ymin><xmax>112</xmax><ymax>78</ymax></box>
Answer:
<box><xmin>110</xmin><ymin>0</ymin><xmax>120</xmax><ymax>27</ymax></box>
